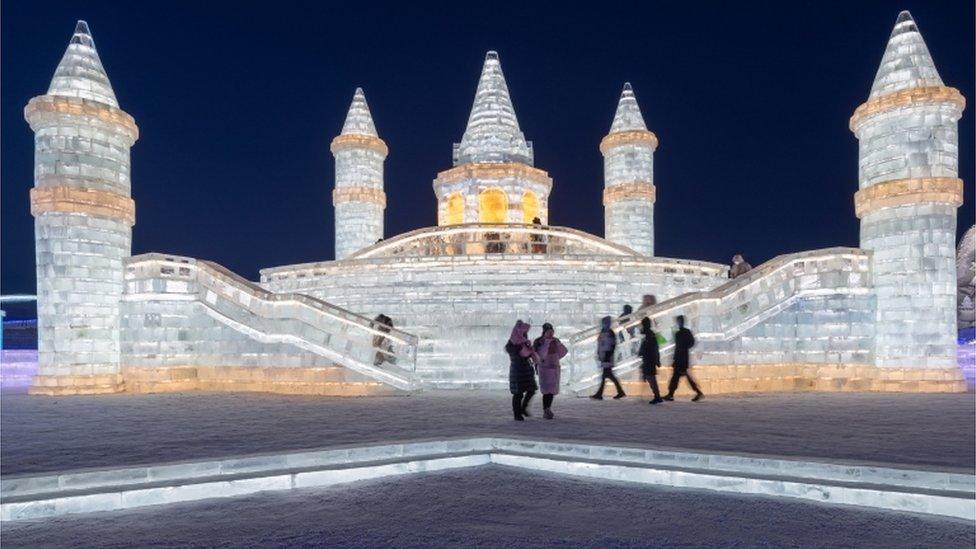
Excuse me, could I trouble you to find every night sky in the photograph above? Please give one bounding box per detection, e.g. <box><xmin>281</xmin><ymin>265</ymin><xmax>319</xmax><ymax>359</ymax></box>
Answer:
<box><xmin>2</xmin><ymin>1</ymin><xmax>973</xmax><ymax>299</ymax></box>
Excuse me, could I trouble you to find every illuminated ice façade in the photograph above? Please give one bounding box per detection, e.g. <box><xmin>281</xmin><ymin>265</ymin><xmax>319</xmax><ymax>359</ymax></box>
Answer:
<box><xmin>25</xmin><ymin>13</ymin><xmax>968</xmax><ymax>396</ymax></box>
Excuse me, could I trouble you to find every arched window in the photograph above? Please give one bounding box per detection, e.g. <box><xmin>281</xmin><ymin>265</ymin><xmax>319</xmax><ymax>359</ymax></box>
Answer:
<box><xmin>446</xmin><ymin>193</ymin><xmax>464</xmax><ymax>225</ymax></box>
<box><xmin>478</xmin><ymin>188</ymin><xmax>508</xmax><ymax>223</ymax></box>
<box><xmin>522</xmin><ymin>191</ymin><xmax>539</xmax><ymax>223</ymax></box>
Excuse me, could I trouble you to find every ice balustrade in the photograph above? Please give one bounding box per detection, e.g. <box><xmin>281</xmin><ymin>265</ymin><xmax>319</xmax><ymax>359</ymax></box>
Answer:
<box><xmin>349</xmin><ymin>223</ymin><xmax>720</xmax><ymax>266</ymax></box>
<box><xmin>125</xmin><ymin>254</ymin><xmax>419</xmax><ymax>390</ymax></box>
<box><xmin>565</xmin><ymin>248</ymin><xmax>871</xmax><ymax>392</ymax></box>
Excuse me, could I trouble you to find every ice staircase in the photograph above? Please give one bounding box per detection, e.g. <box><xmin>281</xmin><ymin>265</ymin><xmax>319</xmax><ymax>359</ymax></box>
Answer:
<box><xmin>124</xmin><ymin>254</ymin><xmax>420</xmax><ymax>392</ymax></box>
<box><xmin>565</xmin><ymin>248</ymin><xmax>871</xmax><ymax>393</ymax></box>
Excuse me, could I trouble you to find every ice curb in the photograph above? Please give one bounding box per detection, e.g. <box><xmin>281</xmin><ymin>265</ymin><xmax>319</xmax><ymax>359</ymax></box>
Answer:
<box><xmin>2</xmin><ymin>437</ymin><xmax>973</xmax><ymax>521</ymax></box>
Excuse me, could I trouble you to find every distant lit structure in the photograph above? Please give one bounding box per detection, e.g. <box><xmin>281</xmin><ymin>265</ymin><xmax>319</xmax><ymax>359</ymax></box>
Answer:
<box><xmin>25</xmin><ymin>13</ymin><xmax>967</xmax><ymax>395</ymax></box>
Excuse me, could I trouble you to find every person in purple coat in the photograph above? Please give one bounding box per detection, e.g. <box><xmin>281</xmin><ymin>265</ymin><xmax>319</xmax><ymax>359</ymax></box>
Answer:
<box><xmin>532</xmin><ymin>323</ymin><xmax>568</xmax><ymax>419</ymax></box>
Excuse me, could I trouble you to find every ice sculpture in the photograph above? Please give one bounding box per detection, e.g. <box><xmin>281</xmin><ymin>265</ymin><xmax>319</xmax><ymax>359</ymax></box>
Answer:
<box><xmin>602</xmin><ymin>83</ymin><xmax>657</xmax><ymax>256</ymax></box>
<box><xmin>433</xmin><ymin>52</ymin><xmax>552</xmax><ymax>225</ymax></box>
<box><xmin>26</xmin><ymin>21</ymin><xmax>139</xmax><ymax>395</ymax></box>
<box><xmin>331</xmin><ymin>88</ymin><xmax>387</xmax><ymax>259</ymax></box>
<box><xmin>851</xmin><ymin>11</ymin><xmax>966</xmax><ymax>368</ymax></box>
<box><xmin>958</xmin><ymin>226</ymin><xmax>975</xmax><ymax>330</ymax></box>
<box><xmin>22</xmin><ymin>14</ymin><xmax>968</xmax><ymax>396</ymax></box>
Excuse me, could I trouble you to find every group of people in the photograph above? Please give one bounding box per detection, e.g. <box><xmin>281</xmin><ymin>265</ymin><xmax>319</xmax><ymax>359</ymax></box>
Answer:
<box><xmin>506</xmin><ymin>320</ymin><xmax>568</xmax><ymax>420</ymax></box>
<box><xmin>505</xmin><ymin>303</ymin><xmax>704</xmax><ymax>421</ymax></box>
<box><xmin>589</xmin><ymin>312</ymin><xmax>702</xmax><ymax>404</ymax></box>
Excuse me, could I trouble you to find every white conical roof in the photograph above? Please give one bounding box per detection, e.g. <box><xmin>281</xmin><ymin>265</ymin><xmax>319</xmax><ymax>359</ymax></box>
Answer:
<box><xmin>869</xmin><ymin>11</ymin><xmax>944</xmax><ymax>99</ymax></box>
<box><xmin>340</xmin><ymin>87</ymin><xmax>378</xmax><ymax>136</ymax></box>
<box><xmin>609</xmin><ymin>82</ymin><xmax>648</xmax><ymax>133</ymax></box>
<box><xmin>47</xmin><ymin>20</ymin><xmax>118</xmax><ymax>107</ymax></box>
<box><xmin>454</xmin><ymin>51</ymin><xmax>532</xmax><ymax>165</ymax></box>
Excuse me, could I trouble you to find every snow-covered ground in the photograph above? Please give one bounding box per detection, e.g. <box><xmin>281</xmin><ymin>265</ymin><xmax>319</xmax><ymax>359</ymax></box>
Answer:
<box><xmin>2</xmin><ymin>390</ymin><xmax>972</xmax><ymax>475</ymax></box>
<box><xmin>3</xmin><ymin>466</ymin><xmax>973</xmax><ymax>548</ymax></box>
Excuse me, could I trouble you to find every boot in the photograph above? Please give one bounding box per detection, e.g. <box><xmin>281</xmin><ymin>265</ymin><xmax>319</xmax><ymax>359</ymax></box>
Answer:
<box><xmin>692</xmin><ymin>393</ymin><xmax>703</xmax><ymax>402</ymax></box>
<box><xmin>543</xmin><ymin>408</ymin><xmax>554</xmax><ymax>420</ymax></box>
<box><xmin>613</xmin><ymin>392</ymin><xmax>626</xmax><ymax>399</ymax></box>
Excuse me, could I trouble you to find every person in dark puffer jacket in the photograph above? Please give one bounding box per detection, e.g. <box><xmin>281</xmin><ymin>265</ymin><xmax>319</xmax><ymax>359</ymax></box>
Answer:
<box><xmin>638</xmin><ymin>317</ymin><xmax>663</xmax><ymax>404</ymax></box>
<box><xmin>505</xmin><ymin>320</ymin><xmax>539</xmax><ymax>420</ymax></box>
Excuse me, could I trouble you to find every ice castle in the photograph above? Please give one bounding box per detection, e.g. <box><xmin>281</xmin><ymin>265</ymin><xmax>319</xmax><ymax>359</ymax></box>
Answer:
<box><xmin>25</xmin><ymin>13</ymin><xmax>968</xmax><ymax>396</ymax></box>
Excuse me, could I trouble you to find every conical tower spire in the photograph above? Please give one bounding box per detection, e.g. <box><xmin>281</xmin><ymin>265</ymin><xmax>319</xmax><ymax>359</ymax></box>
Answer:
<box><xmin>869</xmin><ymin>11</ymin><xmax>944</xmax><ymax>99</ymax></box>
<box><xmin>609</xmin><ymin>82</ymin><xmax>648</xmax><ymax>133</ymax></box>
<box><xmin>341</xmin><ymin>87</ymin><xmax>378</xmax><ymax>137</ymax></box>
<box><xmin>454</xmin><ymin>51</ymin><xmax>533</xmax><ymax>166</ymax></box>
<box><xmin>47</xmin><ymin>20</ymin><xmax>118</xmax><ymax>107</ymax></box>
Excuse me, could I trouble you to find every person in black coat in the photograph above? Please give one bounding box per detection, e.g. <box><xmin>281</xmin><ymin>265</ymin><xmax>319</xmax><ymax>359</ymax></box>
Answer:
<box><xmin>505</xmin><ymin>320</ymin><xmax>539</xmax><ymax>420</ymax></box>
<box><xmin>664</xmin><ymin>315</ymin><xmax>704</xmax><ymax>402</ymax></box>
<box><xmin>638</xmin><ymin>317</ymin><xmax>663</xmax><ymax>404</ymax></box>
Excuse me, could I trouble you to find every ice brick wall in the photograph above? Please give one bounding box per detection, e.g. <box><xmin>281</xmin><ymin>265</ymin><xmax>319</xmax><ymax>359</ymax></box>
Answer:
<box><xmin>262</xmin><ymin>248</ymin><xmax>726</xmax><ymax>389</ymax></box>
<box><xmin>332</xmin><ymin>89</ymin><xmax>386</xmax><ymax>260</ymax></box>
<box><xmin>852</xmin><ymin>12</ymin><xmax>965</xmax><ymax>368</ymax></box>
<box><xmin>122</xmin><ymin>255</ymin><xmax>419</xmax><ymax>390</ymax></box>
<box><xmin>26</xmin><ymin>22</ymin><xmax>139</xmax><ymax>394</ymax></box>
<box><xmin>602</xmin><ymin>84</ymin><xmax>656</xmax><ymax>256</ymax></box>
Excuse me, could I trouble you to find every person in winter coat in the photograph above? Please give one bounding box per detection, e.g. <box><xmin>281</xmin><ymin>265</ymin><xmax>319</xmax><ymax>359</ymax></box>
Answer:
<box><xmin>590</xmin><ymin>316</ymin><xmax>626</xmax><ymax>400</ymax></box>
<box><xmin>533</xmin><ymin>323</ymin><xmax>568</xmax><ymax>419</ymax></box>
<box><xmin>729</xmin><ymin>254</ymin><xmax>753</xmax><ymax>279</ymax></box>
<box><xmin>664</xmin><ymin>315</ymin><xmax>703</xmax><ymax>402</ymax></box>
<box><xmin>638</xmin><ymin>317</ymin><xmax>663</xmax><ymax>404</ymax></box>
<box><xmin>372</xmin><ymin>314</ymin><xmax>394</xmax><ymax>366</ymax></box>
<box><xmin>505</xmin><ymin>320</ymin><xmax>539</xmax><ymax>420</ymax></box>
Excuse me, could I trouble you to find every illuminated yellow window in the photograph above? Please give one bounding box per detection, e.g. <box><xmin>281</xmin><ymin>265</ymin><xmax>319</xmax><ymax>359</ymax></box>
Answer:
<box><xmin>522</xmin><ymin>191</ymin><xmax>539</xmax><ymax>223</ymax></box>
<box><xmin>445</xmin><ymin>193</ymin><xmax>464</xmax><ymax>225</ymax></box>
<box><xmin>478</xmin><ymin>188</ymin><xmax>508</xmax><ymax>223</ymax></box>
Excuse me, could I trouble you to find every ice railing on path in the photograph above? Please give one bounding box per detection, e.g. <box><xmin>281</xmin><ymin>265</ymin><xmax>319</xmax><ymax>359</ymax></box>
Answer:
<box><xmin>565</xmin><ymin>248</ymin><xmax>871</xmax><ymax>392</ymax></box>
<box><xmin>125</xmin><ymin>254</ymin><xmax>420</xmax><ymax>391</ymax></box>
<box><xmin>340</xmin><ymin>223</ymin><xmax>720</xmax><ymax>271</ymax></box>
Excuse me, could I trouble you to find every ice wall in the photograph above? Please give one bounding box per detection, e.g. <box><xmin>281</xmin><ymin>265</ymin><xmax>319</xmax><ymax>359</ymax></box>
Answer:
<box><xmin>262</xmin><ymin>227</ymin><xmax>727</xmax><ymax>389</ymax></box>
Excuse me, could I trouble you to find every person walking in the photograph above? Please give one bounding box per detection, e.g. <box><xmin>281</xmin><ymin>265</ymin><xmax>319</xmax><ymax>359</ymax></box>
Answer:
<box><xmin>533</xmin><ymin>323</ymin><xmax>567</xmax><ymax>419</ymax></box>
<box><xmin>591</xmin><ymin>316</ymin><xmax>626</xmax><ymax>400</ymax></box>
<box><xmin>664</xmin><ymin>315</ymin><xmax>703</xmax><ymax>402</ymax></box>
<box><xmin>638</xmin><ymin>317</ymin><xmax>663</xmax><ymax>404</ymax></box>
<box><xmin>505</xmin><ymin>320</ymin><xmax>539</xmax><ymax>420</ymax></box>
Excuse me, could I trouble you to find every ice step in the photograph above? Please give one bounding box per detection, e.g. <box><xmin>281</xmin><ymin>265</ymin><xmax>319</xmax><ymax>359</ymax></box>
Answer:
<box><xmin>2</xmin><ymin>437</ymin><xmax>972</xmax><ymax>521</ymax></box>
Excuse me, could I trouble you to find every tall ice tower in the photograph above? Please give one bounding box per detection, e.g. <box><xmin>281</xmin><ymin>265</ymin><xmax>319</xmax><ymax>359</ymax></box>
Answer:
<box><xmin>851</xmin><ymin>12</ymin><xmax>965</xmax><ymax>368</ymax></box>
<box><xmin>331</xmin><ymin>88</ymin><xmax>387</xmax><ymax>259</ymax></box>
<box><xmin>434</xmin><ymin>52</ymin><xmax>552</xmax><ymax>225</ymax></box>
<box><xmin>601</xmin><ymin>83</ymin><xmax>657</xmax><ymax>256</ymax></box>
<box><xmin>25</xmin><ymin>21</ymin><xmax>139</xmax><ymax>394</ymax></box>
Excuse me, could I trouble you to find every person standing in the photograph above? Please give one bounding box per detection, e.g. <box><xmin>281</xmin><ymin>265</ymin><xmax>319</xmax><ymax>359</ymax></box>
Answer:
<box><xmin>505</xmin><ymin>320</ymin><xmax>539</xmax><ymax>420</ymax></box>
<box><xmin>372</xmin><ymin>314</ymin><xmax>394</xmax><ymax>366</ymax></box>
<box><xmin>638</xmin><ymin>317</ymin><xmax>663</xmax><ymax>404</ymax></box>
<box><xmin>664</xmin><ymin>315</ymin><xmax>703</xmax><ymax>402</ymax></box>
<box><xmin>591</xmin><ymin>316</ymin><xmax>626</xmax><ymax>400</ymax></box>
<box><xmin>533</xmin><ymin>323</ymin><xmax>568</xmax><ymax>419</ymax></box>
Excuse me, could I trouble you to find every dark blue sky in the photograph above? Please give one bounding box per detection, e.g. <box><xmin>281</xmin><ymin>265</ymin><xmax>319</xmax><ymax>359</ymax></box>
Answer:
<box><xmin>2</xmin><ymin>1</ymin><xmax>973</xmax><ymax>295</ymax></box>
